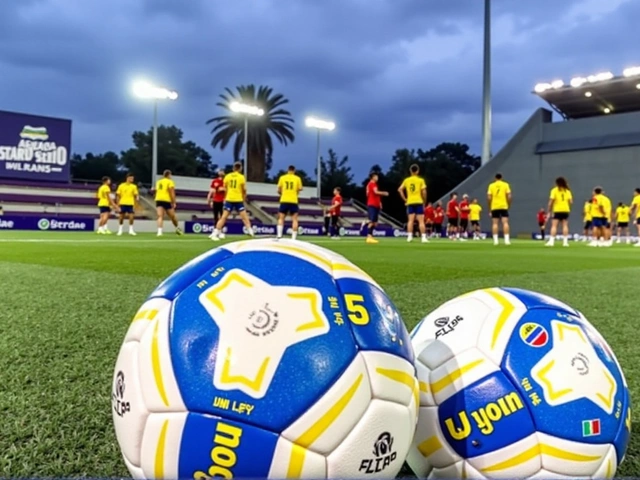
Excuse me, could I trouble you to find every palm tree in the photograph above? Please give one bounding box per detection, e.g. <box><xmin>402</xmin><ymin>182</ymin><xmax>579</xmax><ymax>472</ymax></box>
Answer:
<box><xmin>206</xmin><ymin>85</ymin><xmax>295</xmax><ymax>182</ymax></box>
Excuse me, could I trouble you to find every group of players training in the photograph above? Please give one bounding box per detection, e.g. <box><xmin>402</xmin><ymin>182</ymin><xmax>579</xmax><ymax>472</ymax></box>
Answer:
<box><xmin>95</xmin><ymin>162</ymin><xmax>640</xmax><ymax>247</ymax></box>
<box><xmin>536</xmin><ymin>181</ymin><xmax>640</xmax><ymax>247</ymax></box>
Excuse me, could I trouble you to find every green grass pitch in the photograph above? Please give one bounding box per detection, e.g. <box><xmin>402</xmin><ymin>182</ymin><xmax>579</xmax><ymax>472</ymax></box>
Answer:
<box><xmin>0</xmin><ymin>231</ymin><xmax>638</xmax><ymax>477</ymax></box>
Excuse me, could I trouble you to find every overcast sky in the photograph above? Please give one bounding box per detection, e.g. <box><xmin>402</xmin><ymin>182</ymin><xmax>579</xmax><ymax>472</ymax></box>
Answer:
<box><xmin>1</xmin><ymin>0</ymin><xmax>638</xmax><ymax>177</ymax></box>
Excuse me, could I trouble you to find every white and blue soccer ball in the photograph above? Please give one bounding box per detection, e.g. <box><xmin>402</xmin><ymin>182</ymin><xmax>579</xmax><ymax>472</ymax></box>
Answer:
<box><xmin>407</xmin><ymin>287</ymin><xmax>631</xmax><ymax>479</ymax></box>
<box><xmin>112</xmin><ymin>239</ymin><xmax>418</xmax><ymax>479</ymax></box>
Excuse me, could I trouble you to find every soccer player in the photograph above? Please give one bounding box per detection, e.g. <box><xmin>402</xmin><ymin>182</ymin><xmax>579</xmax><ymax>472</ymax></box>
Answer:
<box><xmin>589</xmin><ymin>187</ymin><xmax>609</xmax><ymax>247</ymax></box>
<box><xmin>155</xmin><ymin>170</ymin><xmax>183</xmax><ymax>237</ymax></box>
<box><xmin>116</xmin><ymin>173</ymin><xmax>139</xmax><ymax>236</ymax></box>
<box><xmin>468</xmin><ymin>199</ymin><xmax>482</xmax><ymax>239</ymax></box>
<box><xmin>631</xmin><ymin>188</ymin><xmax>640</xmax><ymax>247</ymax></box>
<box><xmin>364</xmin><ymin>172</ymin><xmax>389</xmax><ymax>244</ymax></box>
<box><xmin>433</xmin><ymin>201</ymin><xmax>444</xmax><ymax>238</ymax></box>
<box><xmin>459</xmin><ymin>194</ymin><xmax>470</xmax><ymax>239</ymax></box>
<box><xmin>398</xmin><ymin>164</ymin><xmax>428</xmax><ymax>243</ymax></box>
<box><xmin>487</xmin><ymin>173</ymin><xmax>512</xmax><ymax>245</ymax></box>
<box><xmin>583</xmin><ymin>198</ymin><xmax>593</xmax><ymax>242</ymax></box>
<box><xmin>207</xmin><ymin>169</ymin><xmax>226</xmax><ymax>224</ymax></box>
<box><xmin>276</xmin><ymin>165</ymin><xmax>303</xmax><ymax>240</ymax></box>
<box><xmin>328</xmin><ymin>187</ymin><xmax>343</xmax><ymax>239</ymax></box>
<box><xmin>446</xmin><ymin>192</ymin><xmax>460</xmax><ymax>240</ymax></box>
<box><xmin>96</xmin><ymin>176</ymin><xmax>118</xmax><ymax>234</ymax></box>
<box><xmin>545</xmin><ymin>176</ymin><xmax>572</xmax><ymax>247</ymax></box>
<box><xmin>424</xmin><ymin>202</ymin><xmax>435</xmax><ymax>237</ymax></box>
<box><xmin>211</xmin><ymin>162</ymin><xmax>253</xmax><ymax>241</ymax></box>
<box><xmin>537</xmin><ymin>208</ymin><xmax>547</xmax><ymax>240</ymax></box>
<box><xmin>322</xmin><ymin>204</ymin><xmax>331</xmax><ymax>236</ymax></box>
<box><xmin>602</xmin><ymin>189</ymin><xmax>613</xmax><ymax>246</ymax></box>
<box><xmin>615</xmin><ymin>202</ymin><xmax>631</xmax><ymax>244</ymax></box>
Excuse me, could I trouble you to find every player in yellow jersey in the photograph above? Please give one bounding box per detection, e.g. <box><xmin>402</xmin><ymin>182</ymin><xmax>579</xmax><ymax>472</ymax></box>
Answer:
<box><xmin>154</xmin><ymin>170</ymin><xmax>183</xmax><ymax>237</ymax></box>
<box><xmin>211</xmin><ymin>162</ymin><xmax>253</xmax><ymax>241</ymax></box>
<box><xmin>589</xmin><ymin>187</ymin><xmax>609</xmax><ymax>247</ymax></box>
<box><xmin>582</xmin><ymin>198</ymin><xmax>593</xmax><ymax>242</ymax></box>
<box><xmin>276</xmin><ymin>165</ymin><xmax>303</xmax><ymax>240</ymax></box>
<box><xmin>631</xmin><ymin>188</ymin><xmax>640</xmax><ymax>247</ymax></box>
<box><xmin>96</xmin><ymin>176</ymin><xmax>118</xmax><ymax>234</ymax></box>
<box><xmin>116</xmin><ymin>173</ymin><xmax>139</xmax><ymax>236</ymax></box>
<box><xmin>398</xmin><ymin>164</ymin><xmax>428</xmax><ymax>243</ymax></box>
<box><xmin>615</xmin><ymin>202</ymin><xmax>631</xmax><ymax>244</ymax></box>
<box><xmin>487</xmin><ymin>173</ymin><xmax>512</xmax><ymax>245</ymax></box>
<box><xmin>468</xmin><ymin>199</ymin><xmax>483</xmax><ymax>240</ymax></box>
<box><xmin>545</xmin><ymin>177</ymin><xmax>573</xmax><ymax>247</ymax></box>
<box><xmin>601</xmin><ymin>190</ymin><xmax>613</xmax><ymax>246</ymax></box>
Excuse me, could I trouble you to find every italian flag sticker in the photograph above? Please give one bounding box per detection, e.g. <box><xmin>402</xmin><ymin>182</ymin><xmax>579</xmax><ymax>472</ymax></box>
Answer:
<box><xmin>582</xmin><ymin>419</ymin><xmax>601</xmax><ymax>437</ymax></box>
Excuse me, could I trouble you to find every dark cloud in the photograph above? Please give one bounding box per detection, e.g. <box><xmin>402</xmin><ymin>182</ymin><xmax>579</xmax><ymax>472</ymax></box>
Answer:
<box><xmin>0</xmin><ymin>0</ymin><xmax>637</xmax><ymax>176</ymax></box>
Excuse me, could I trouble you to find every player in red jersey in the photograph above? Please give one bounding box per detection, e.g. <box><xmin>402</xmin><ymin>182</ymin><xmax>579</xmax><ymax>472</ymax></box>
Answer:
<box><xmin>328</xmin><ymin>187</ymin><xmax>343</xmax><ymax>239</ymax></box>
<box><xmin>459</xmin><ymin>194</ymin><xmax>470</xmax><ymax>239</ymax></box>
<box><xmin>433</xmin><ymin>201</ymin><xmax>444</xmax><ymax>238</ymax></box>
<box><xmin>424</xmin><ymin>202</ymin><xmax>435</xmax><ymax>237</ymax></box>
<box><xmin>207</xmin><ymin>169</ymin><xmax>226</xmax><ymax>225</ymax></box>
<box><xmin>363</xmin><ymin>172</ymin><xmax>389</xmax><ymax>244</ymax></box>
<box><xmin>446</xmin><ymin>192</ymin><xmax>460</xmax><ymax>240</ymax></box>
<box><xmin>537</xmin><ymin>208</ymin><xmax>547</xmax><ymax>240</ymax></box>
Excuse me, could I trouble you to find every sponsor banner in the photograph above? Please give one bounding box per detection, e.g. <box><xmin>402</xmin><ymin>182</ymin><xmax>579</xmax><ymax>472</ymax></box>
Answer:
<box><xmin>0</xmin><ymin>215</ymin><xmax>92</xmax><ymax>231</ymax></box>
<box><xmin>531</xmin><ymin>233</ymin><xmax>640</xmax><ymax>242</ymax></box>
<box><xmin>0</xmin><ymin>110</ymin><xmax>72</xmax><ymax>182</ymax></box>
<box><xmin>186</xmin><ymin>221</ymin><xmax>490</xmax><ymax>239</ymax></box>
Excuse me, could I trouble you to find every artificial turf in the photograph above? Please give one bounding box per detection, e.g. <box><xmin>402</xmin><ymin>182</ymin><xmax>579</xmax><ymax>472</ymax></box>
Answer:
<box><xmin>0</xmin><ymin>231</ymin><xmax>639</xmax><ymax>477</ymax></box>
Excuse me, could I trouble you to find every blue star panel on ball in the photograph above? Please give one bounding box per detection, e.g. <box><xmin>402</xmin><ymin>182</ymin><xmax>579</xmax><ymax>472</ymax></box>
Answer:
<box><xmin>111</xmin><ymin>239</ymin><xmax>419</xmax><ymax>479</ymax></box>
<box><xmin>407</xmin><ymin>287</ymin><xmax>631</xmax><ymax>479</ymax></box>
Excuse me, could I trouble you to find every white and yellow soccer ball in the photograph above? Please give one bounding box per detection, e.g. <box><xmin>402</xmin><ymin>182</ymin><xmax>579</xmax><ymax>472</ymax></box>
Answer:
<box><xmin>112</xmin><ymin>238</ymin><xmax>418</xmax><ymax>479</ymax></box>
<box><xmin>406</xmin><ymin>287</ymin><xmax>631</xmax><ymax>479</ymax></box>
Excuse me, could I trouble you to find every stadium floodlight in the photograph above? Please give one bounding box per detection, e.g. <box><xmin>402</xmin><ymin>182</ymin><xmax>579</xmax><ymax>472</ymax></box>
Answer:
<box><xmin>229</xmin><ymin>101</ymin><xmax>264</xmax><ymax>177</ymax></box>
<box><xmin>570</xmin><ymin>77</ymin><xmax>587</xmax><ymax>88</ymax></box>
<box><xmin>604</xmin><ymin>107</ymin><xmax>611</xmax><ymax>114</ymax></box>
<box><xmin>305</xmin><ymin>116</ymin><xmax>336</xmax><ymax>199</ymax></box>
<box><xmin>623</xmin><ymin>66</ymin><xmax>640</xmax><ymax>78</ymax></box>
<box><xmin>534</xmin><ymin>83</ymin><xmax>552</xmax><ymax>93</ymax></box>
<box><xmin>132</xmin><ymin>80</ymin><xmax>179</xmax><ymax>186</ymax></box>
<box><xmin>636</xmin><ymin>84</ymin><xmax>640</xmax><ymax>90</ymax></box>
<box><xmin>534</xmin><ymin>80</ymin><xmax>564</xmax><ymax>93</ymax></box>
<box><xmin>587</xmin><ymin>72</ymin><xmax>614</xmax><ymax>83</ymax></box>
<box><xmin>585</xmin><ymin>91</ymin><xmax>593</xmax><ymax>97</ymax></box>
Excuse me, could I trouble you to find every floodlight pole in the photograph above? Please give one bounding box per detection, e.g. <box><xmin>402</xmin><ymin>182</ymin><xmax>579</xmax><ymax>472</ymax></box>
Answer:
<box><xmin>315</xmin><ymin>129</ymin><xmax>321</xmax><ymax>199</ymax></box>
<box><xmin>152</xmin><ymin>99</ymin><xmax>158</xmax><ymax>186</ymax></box>
<box><xmin>243</xmin><ymin>116</ymin><xmax>249</xmax><ymax>178</ymax></box>
<box><xmin>481</xmin><ymin>0</ymin><xmax>492</xmax><ymax>166</ymax></box>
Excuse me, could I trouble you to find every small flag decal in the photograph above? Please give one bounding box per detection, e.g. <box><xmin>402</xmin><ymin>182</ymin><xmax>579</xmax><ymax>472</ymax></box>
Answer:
<box><xmin>582</xmin><ymin>419</ymin><xmax>601</xmax><ymax>437</ymax></box>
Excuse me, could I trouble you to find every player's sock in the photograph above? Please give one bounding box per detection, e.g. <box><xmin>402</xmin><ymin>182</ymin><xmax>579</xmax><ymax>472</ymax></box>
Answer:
<box><xmin>505</xmin><ymin>234</ymin><xmax>510</xmax><ymax>244</ymax></box>
<box><xmin>97</xmin><ymin>225</ymin><xmax>104</xmax><ymax>233</ymax></box>
<box><xmin>421</xmin><ymin>233</ymin><xmax>427</xmax><ymax>241</ymax></box>
<box><xmin>407</xmin><ymin>233</ymin><xmax>413</xmax><ymax>242</ymax></box>
<box><xmin>493</xmin><ymin>234</ymin><xmax>499</xmax><ymax>244</ymax></box>
<box><xmin>118</xmin><ymin>225</ymin><xmax>123</xmax><ymax>234</ymax></box>
<box><xmin>212</xmin><ymin>228</ymin><xmax>220</xmax><ymax>238</ymax></box>
<box><xmin>292</xmin><ymin>231</ymin><xmax>297</xmax><ymax>240</ymax></box>
<box><xmin>277</xmin><ymin>224</ymin><xmax>283</xmax><ymax>238</ymax></box>
<box><xmin>157</xmin><ymin>228</ymin><xmax>163</xmax><ymax>235</ymax></box>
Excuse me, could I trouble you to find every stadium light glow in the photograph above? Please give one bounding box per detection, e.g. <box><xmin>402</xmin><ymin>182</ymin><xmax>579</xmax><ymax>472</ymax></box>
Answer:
<box><xmin>534</xmin><ymin>80</ymin><xmax>564</xmax><ymax>93</ymax></box>
<box><xmin>570</xmin><ymin>77</ymin><xmax>587</xmax><ymax>88</ymax></box>
<box><xmin>305</xmin><ymin>116</ymin><xmax>336</xmax><ymax>199</ymax></box>
<box><xmin>228</xmin><ymin>101</ymin><xmax>264</xmax><ymax>177</ymax></box>
<box><xmin>636</xmin><ymin>84</ymin><xmax>640</xmax><ymax>90</ymax></box>
<box><xmin>132</xmin><ymin>80</ymin><xmax>178</xmax><ymax>100</ymax></box>
<box><xmin>587</xmin><ymin>72</ymin><xmax>614</xmax><ymax>83</ymax></box>
<box><xmin>623</xmin><ymin>66</ymin><xmax>640</xmax><ymax>77</ymax></box>
<box><xmin>604</xmin><ymin>107</ymin><xmax>611</xmax><ymax>114</ymax></box>
<box><xmin>132</xmin><ymin>80</ymin><xmax>179</xmax><ymax>186</ymax></box>
<box><xmin>229</xmin><ymin>101</ymin><xmax>264</xmax><ymax>116</ymax></box>
<box><xmin>305</xmin><ymin>117</ymin><xmax>336</xmax><ymax>131</ymax></box>
<box><xmin>585</xmin><ymin>91</ymin><xmax>593</xmax><ymax>97</ymax></box>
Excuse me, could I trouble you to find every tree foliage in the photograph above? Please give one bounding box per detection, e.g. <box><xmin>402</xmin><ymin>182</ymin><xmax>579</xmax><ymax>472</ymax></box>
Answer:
<box><xmin>70</xmin><ymin>125</ymin><xmax>216</xmax><ymax>185</ymax></box>
<box><xmin>206</xmin><ymin>85</ymin><xmax>295</xmax><ymax>182</ymax></box>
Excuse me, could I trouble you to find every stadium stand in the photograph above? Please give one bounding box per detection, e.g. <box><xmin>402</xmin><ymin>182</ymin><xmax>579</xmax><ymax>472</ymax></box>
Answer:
<box><xmin>0</xmin><ymin>178</ymin><xmax>148</xmax><ymax>219</ymax></box>
<box><xmin>439</xmin><ymin>68</ymin><xmax>640</xmax><ymax>236</ymax></box>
